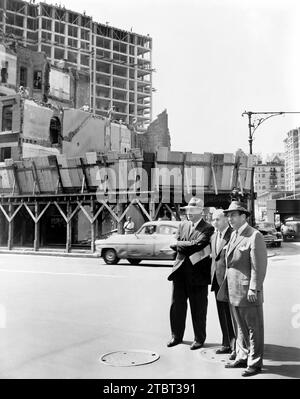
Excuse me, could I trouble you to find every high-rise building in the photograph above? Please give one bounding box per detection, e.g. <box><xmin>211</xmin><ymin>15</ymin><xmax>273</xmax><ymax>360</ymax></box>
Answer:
<box><xmin>284</xmin><ymin>128</ymin><xmax>300</xmax><ymax>192</ymax></box>
<box><xmin>0</xmin><ymin>0</ymin><xmax>153</xmax><ymax>130</ymax></box>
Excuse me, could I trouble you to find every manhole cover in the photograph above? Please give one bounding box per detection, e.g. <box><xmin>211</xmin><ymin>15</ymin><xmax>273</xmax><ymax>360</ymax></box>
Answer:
<box><xmin>100</xmin><ymin>350</ymin><xmax>160</xmax><ymax>367</ymax></box>
<box><xmin>199</xmin><ymin>347</ymin><xmax>231</xmax><ymax>364</ymax></box>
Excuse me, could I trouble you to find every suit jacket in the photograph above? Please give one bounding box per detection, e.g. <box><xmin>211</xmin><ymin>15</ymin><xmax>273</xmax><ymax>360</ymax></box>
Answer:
<box><xmin>217</xmin><ymin>224</ymin><xmax>267</xmax><ymax>307</ymax></box>
<box><xmin>167</xmin><ymin>218</ymin><xmax>214</xmax><ymax>285</ymax></box>
<box><xmin>210</xmin><ymin>226</ymin><xmax>233</xmax><ymax>292</ymax></box>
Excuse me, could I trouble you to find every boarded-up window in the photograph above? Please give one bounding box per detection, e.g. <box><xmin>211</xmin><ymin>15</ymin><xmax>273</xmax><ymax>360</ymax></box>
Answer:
<box><xmin>0</xmin><ymin>147</ymin><xmax>12</xmax><ymax>162</ymax></box>
<box><xmin>33</xmin><ymin>70</ymin><xmax>42</xmax><ymax>89</ymax></box>
<box><xmin>2</xmin><ymin>105</ymin><xmax>13</xmax><ymax>131</ymax></box>
<box><xmin>20</xmin><ymin>66</ymin><xmax>27</xmax><ymax>87</ymax></box>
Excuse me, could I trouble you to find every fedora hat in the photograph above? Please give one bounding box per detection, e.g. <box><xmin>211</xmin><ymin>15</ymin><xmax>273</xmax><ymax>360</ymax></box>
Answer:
<box><xmin>180</xmin><ymin>197</ymin><xmax>204</xmax><ymax>210</ymax></box>
<box><xmin>223</xmin><ymin>201</ymin><xmax>250</xmax><ymax>216</ymax></box>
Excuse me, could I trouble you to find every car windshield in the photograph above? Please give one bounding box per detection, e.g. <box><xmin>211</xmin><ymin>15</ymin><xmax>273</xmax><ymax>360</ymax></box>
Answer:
<box><xmin>157</xmin><ymin>225</ymin><xmax>178</xmax><ymax>235</ymax></box>
<box><xmin>138</xmin><ymin>225</ymin><xmax>157</xmax><ymax>235</ymax></box>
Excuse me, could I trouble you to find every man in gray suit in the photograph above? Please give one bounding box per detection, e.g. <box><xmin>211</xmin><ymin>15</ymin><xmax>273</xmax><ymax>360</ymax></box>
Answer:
<box><xmin>211</xmin><ymin>209</ymin><xmax>236</xmax><ymax>359</ymax></box>
<box><xmin>218</xmin><ymin>201</ymin><xmax>267</xmax><ymax>377</ymax></box>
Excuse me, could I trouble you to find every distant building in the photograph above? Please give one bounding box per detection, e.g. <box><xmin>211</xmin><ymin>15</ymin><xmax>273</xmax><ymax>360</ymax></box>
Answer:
<box><xmin>254</xmin><ymin>154</ymin><xmax>285</xmax><ymax>195</ymax></box>
<box><xmin>254</xmin><ymin>154</ymin><xmax>285</xmax><ymax>221</ymax></box>
<box><xmin>284</xmin><ymin>128</ymin><xmax>300</xmax><ymax>192</ymax></box>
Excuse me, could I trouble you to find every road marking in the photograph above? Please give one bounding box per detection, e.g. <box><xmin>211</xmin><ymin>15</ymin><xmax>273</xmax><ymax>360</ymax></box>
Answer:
<box><xmin>0</xmin><ymin>269</ymin><xmax>125</xmax><ymax>278</ymax></box>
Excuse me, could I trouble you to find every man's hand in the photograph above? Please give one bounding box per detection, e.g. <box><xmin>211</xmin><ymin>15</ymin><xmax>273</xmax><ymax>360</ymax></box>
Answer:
<box><xmin>247</xmin><ymin>289</ymin><xmax>257</xmax><ymax>303</ymax></box>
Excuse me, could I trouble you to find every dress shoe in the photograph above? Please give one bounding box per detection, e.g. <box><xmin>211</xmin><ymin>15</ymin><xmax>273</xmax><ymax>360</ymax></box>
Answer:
<box><xmin>215</xmin><ymin>346</ymin><xmax>231</xmax><ymax>354</ymax></box>
<box><xmin>242</xmin><ymin>367</ymin><xmax>262</xmax><ymax>377</ymax></box>
<box><xmin>190</xmin><ymin>341</ymin><xmax>204</xmax><ymax>350</ymax></box>
<box><xmin>167</xmin><ymin>338</ymin><xmax>182</xmax><ymax>347</ymax></box>
<box><xmin>225</xmin><ymin>359</ymin><xmax>248</xmax><ymax>368</ymax></box>
<box><xmin>228</xmin><ymin>351</ymin><xmax>236</xmax><ymax>361</ymax></box>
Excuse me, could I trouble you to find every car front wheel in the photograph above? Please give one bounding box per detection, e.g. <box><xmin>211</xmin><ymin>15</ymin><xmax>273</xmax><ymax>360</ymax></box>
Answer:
<box><xmin>128</xmin><ymin>259</ymin><xmax>141</xmax><ymax>265</ymax></box>
<box><xmin>103</xmin><ymin>249</ymin><xmax>119</xmax><ymax>265</ymax></box>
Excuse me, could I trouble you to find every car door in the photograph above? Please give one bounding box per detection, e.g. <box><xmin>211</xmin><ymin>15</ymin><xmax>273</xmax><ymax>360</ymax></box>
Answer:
<box><xmin>154</xmin><ymin>225</ymin><xmax>178</xmax><ymax>260</ymax></box>
<box><xmin>126</xmin><ymin>225</ymin><xmax>156</xmax><ymax>259</ymax></box>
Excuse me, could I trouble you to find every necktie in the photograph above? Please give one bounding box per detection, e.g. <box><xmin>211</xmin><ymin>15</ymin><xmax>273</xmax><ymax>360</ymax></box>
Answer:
<box><xmin>228</xmin><ymin>231</ymin><xmax>238</xmax><ymax>251</ymax></box>
<box><xmin>217</xmin><ymin>231</ymin><xmax>222</xmax><ymax>253</ymax></box>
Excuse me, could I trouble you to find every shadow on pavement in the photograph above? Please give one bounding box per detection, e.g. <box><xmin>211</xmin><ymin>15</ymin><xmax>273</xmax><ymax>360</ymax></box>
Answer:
<box><xmin>263</xmin><ymin>344</ymin><xmax>300</xmax><ymax>378</ymax></box>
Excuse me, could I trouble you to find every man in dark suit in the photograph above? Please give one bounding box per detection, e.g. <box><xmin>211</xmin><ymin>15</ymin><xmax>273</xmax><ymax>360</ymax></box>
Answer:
<box><xmin>211</xmin><ymin>209</ymin><xmax>236</xmax><ymax>359</ymax></box>
<box><xmin>218</xmin><ymin>201</ymin><xmax>267</xmax><ymax>377</ymax></box>
<box><xmin>167</xmin><ymin>197</ymin><xmax>214</xmax><ymax>350</ymax></box>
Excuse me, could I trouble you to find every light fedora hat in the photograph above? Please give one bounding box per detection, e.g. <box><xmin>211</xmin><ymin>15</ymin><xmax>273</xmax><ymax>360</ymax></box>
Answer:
<box><xmin>223</xmin><ymin>201</ymin><xmax>250</xmax><ymax>217</ymax></box>
<box><xmin>180</xmin><ymin>197</ymin><xmax>204</xmax><ymax>210</ymax></box>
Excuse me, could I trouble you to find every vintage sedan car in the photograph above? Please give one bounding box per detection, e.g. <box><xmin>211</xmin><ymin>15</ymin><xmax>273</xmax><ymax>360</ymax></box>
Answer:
<box><xmin>95</xmin><ymin>220</ymin><xmax>181</xmax><ymax>264</ymax></box>
<box><xmin>255</xmin><ymin>222</ymin><xmax>283</xmax><ymax>247</ymax></box>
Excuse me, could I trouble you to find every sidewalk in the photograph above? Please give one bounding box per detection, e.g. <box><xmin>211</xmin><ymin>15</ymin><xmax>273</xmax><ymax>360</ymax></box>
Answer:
<box><xmin>0</xmin><ymin>247</ymin><xmax>100</xmax><ymax>258</ymax></box>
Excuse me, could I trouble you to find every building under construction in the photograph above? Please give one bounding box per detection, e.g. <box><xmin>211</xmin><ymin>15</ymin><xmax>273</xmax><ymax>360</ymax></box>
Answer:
<box><xmin>0</xmin><ymin>0</ymin><xmax>153</xmax><ymax>130</ymax></box>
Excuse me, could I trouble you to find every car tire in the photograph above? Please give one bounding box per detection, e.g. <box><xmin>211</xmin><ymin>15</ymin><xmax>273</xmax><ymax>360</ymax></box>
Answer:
<box><xmin>103</xmin><ymin>249</ymin><xmax>119</xmax><ymax>265</ymax></box>
<box><xmin>128</xmin><ymin>259</ymin><xmax>141</xmax><ymax>265</ymax></box>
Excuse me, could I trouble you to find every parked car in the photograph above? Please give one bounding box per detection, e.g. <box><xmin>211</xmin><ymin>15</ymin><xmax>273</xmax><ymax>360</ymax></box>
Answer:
<box><xmin>95</xmin><ymin>221</ymin><xmax>181</xmax><ymax>264</ymax></box>
<box><xmin>255</xmin><ymin>222</ymin><xmax>283</xmax><ymax>247</ymax></box>
<box><xmin>281</xmin><ymin>222</ymin><xmax>297</xmax><ymax>241</ymax></box>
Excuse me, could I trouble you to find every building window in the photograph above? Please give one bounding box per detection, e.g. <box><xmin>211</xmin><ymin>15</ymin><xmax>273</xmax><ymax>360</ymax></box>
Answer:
<box><xmin>49</xmin><ymin>117</ymin><xmax>61</xmax><ymax>145</ymax></box>
<box><xmin>2</xmin><ymin>105</ymin><xmax>13</xmax><ymax>131</ymax></box>
<box><xmin>33</xmin><ymin>71</ymin><xmax>42</xmax><ymax>89</ymax></box>
<box><xmin>68</xmin><ymin>25</ymin><xmax>78</xmax><ymax>38</ymax></box>
<box><xmin>0</xmin><ymin>147</ymin><xmax>12</xmax><ymax>162</ymax></box>
<box><xmin>55</xmin><ymin>21</ymin><xmax>65</xmax><ymax>34</ymax></box>
<box><xmin>27</xmin><ymin>17</ymin><xmax>37</xmax><ymax>31</ymax></box>
<box><xmin>42</xmin><ymin>18</ymin><xmax>52</xmax><ymax>31</ymax></box>
<box><xmin>55</xmin><ymin>35</ymin><xmax>65</xmax><ymax>46</ymax></box>
<box><xmin>80</xmin><ymin>54</ymin><xmax>89</xmax><ymax>66</ymax></box>
<box><xmin>67</xmin><ymin>51</ymin><xmax>77</xmax><ymax>64</ymax></box>
<box><xmin>81</xmin><ymin>29</ymin><xmax>90</xmax><ymax>41</ymax></box>
<box><xmin>54</xmin><ymin>48</ymin><xmax>65</xmax><ymax>60</ymax></box>
<box><xmin>20</xmin><ymin>66</ymin><xmax>27</xmax><ymax>87</ymax></box>
<box><xmin>68</xmin><ymin>38</ymin><xmax>78</xmax><ymax>48</ymax></box>
<box><xmin>1</xmin><ymin>62</ymin><xmax>8</xmax><ymax>83</ymax></box>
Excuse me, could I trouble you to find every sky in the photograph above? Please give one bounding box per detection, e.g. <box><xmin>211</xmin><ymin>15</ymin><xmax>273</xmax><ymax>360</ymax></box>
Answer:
<box><xmin>57</xmin><ymin>0</ymin><xmax>300</xmax><ymax>156</ymax></box>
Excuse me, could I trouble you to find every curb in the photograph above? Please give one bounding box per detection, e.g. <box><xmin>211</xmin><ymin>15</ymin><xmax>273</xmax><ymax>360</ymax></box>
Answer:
<box><xmin>0</xmin><ymin>250</ymin><xmax>101</xmax><ymax>259</ymax></box>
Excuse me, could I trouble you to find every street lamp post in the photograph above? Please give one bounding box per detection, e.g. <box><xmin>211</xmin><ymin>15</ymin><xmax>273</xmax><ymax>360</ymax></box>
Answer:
<box><xmin>242</xmin><ymin>111</ymin><xmax>300</xmax><ymax>226</ymax></box>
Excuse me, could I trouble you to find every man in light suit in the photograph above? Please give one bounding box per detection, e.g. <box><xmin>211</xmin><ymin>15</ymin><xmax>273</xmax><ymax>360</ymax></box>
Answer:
<box><xmin>167</xmin><ymin>197</ymin><xmax>214</xmax><ymax>350</ymax></box>
<box><xmin>218</xmin><ymin>201</ymin><xmax>267</xmax><ymax>377</ymax></box>
<box><xmin>211</xmin><ymin>209</ymin><xmax>236</xmax><ymax>359</ymax></box>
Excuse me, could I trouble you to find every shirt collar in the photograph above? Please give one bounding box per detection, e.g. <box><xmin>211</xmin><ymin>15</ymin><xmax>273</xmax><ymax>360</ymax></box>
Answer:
<box><xmin>237</xmin><ymin>222</ymin><xmax>248</xmax><ymax>236</ymax></box>
<box><xmin>219</xmin><ymin>225</ymin><xmax>229</xmax><ymax>238</ymax></box>
<box><xmin>190</xmin><ymin>217</ymin><xmax>203</xmax><ymax>228</ymax></box>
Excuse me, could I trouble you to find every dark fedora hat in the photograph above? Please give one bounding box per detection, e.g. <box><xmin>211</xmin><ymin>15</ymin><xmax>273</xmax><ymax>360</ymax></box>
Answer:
<box><xmin>223</xmin><ymin>201</ymin><xmax>250</xmax><ymax>216</ymax></box>
<box><xmin>180</xmin><ymin>197</ymin><xmax>204</xmax><ymax>210</ymax></box>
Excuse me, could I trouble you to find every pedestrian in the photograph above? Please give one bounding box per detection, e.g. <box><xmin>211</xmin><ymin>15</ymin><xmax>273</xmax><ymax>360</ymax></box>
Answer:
<box><xmin>124</xmin><ymin>216</ymin><xmax>135</xmax><ymax>234</ymax></box>
<box><xmin>218</xmin><ymin>201</ymin><xmax>267</xmax><ymax>377</ymax></box>
<box><xmin>167</xmin><ymin>197</ymin><xmax>214</xmax><ymax>350</ymax></box>
<box><xmin>211</xmin><ymin>209</ymin><xmax>236</xmax><ymax>359</ymax></box>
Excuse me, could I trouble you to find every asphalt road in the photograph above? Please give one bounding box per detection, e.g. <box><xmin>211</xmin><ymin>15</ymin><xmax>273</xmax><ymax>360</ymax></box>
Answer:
<box><xmin>0</xmin><ymin>243</ymin><xmax>299</xmax><ymax>379</ymax></box>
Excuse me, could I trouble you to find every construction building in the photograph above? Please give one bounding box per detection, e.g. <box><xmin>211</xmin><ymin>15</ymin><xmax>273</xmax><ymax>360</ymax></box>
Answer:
<box><xmin>0</xmin><ymin>0</ymin><xmax>153</xmax><ymax>130</ymax></box>
<box><xmin>284</xmin><ymin>128</ymin><xmax>300</xmax><ymax>193</ymax></box>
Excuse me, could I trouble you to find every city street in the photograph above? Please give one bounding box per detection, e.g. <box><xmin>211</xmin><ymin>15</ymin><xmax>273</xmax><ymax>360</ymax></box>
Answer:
<box><xmin>0</xmin><ymin>243</ymin><xmax>299</xmax><ymax>379</ymax></box>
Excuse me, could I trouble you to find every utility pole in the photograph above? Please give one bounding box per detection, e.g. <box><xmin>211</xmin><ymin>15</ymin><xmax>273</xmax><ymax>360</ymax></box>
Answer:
<box><xmin>242</xmin><ymin>111</ymin><xmax>300</xmax><ymax>226</ymax></box>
